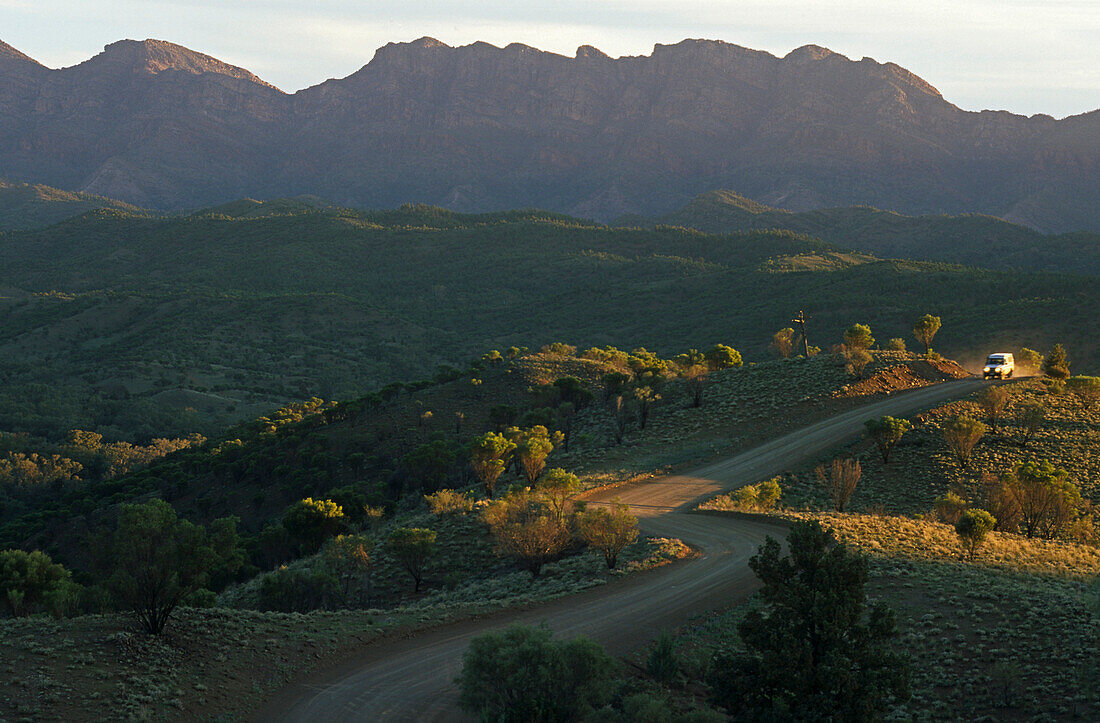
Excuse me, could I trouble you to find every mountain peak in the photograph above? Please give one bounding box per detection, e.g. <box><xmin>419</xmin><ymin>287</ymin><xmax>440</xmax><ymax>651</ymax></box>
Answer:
<box><xmin>89</xmin><ymin>39</ymin><xmax>279</xmax><ymax>89</ymax></box>
<box><xmin>784</xmin><ymin>44</ymin><xmax>841</xmax><ymax>62</ymax></box>
<box><xmin>0</xmin><ymin>39</ymin><xmax>45</xmax><ymax>69</ymax></box>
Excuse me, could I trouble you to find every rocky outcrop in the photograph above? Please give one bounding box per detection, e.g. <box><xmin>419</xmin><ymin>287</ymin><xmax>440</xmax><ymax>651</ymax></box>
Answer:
<box><xmin>0</xmin><ymin>37</ymin><xmax>1097</xmax><ymax>230</ymax></box>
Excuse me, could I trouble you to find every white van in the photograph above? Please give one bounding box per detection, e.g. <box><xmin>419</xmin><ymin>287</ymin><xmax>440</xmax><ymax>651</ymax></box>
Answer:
<box><xmin>983</xmin><ymin>353</ymin><xmax>1014</xmax><ymax>379</ymax></box>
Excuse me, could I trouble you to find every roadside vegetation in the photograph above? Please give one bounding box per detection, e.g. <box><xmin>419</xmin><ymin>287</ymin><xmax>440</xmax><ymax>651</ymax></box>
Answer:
<box><xmin>689</xmin><ymin>343</ymin><xmax>1100</xmax><ymax>720</ymax></box>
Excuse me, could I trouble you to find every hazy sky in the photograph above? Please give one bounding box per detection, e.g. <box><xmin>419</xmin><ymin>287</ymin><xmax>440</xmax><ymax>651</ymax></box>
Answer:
<box><xmin>3</xmin><ymin>0</ymin><xmax>1098</xmax><ymax>118</ymax></box>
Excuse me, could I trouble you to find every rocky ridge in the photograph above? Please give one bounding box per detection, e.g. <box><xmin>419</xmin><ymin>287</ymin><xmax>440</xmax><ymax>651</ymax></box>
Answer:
<box><xmin>0</xmin><ymin>36</ymin><xmax>1096</xmax><ymax>230</ymax></box>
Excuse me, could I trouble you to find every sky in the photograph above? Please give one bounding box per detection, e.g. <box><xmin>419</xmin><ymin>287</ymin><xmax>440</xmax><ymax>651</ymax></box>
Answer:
<box><xmin>2</xmin><ymin>0</ymin><xmax>1098</xmax><ymax>119</ymax></box>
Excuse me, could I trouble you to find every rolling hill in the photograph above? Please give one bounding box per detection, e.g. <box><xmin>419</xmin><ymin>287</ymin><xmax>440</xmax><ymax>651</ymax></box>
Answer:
<box><xmin>0</xmin><ymin>201</ymin><xmax>1097</xmax><ymax>441</ymax></box>
<box><xmin>634</xmin><ymin>189</ymin><xmax>1100</xmax><ymax>274</ymax></box>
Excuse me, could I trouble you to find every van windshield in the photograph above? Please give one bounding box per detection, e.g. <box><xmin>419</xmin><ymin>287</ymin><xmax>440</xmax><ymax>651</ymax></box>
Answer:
<box><xmin>986</xmin><ymin>357</ymin><xmax>1004</xmax><ymax>364</ymax></box>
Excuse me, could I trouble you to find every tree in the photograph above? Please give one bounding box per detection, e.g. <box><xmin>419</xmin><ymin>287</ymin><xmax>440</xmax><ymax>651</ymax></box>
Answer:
<box><xmin>815</xmin><ymin>458</ymin><xmax>861</xmax><ymax>512</ymax></box>
<box><xmin>708</xmin><ymin>521</ymin><xmax>908</xmax><ymax>719</ymax></box>
<box><xmin>864</xmin><ymin>416</ymin><xmax>911</xmax><ymax>463</ymax></box>
<box><xmin>955</xmin><ymin>509</ymin><xmax>996</xmax><ymax>560</ymax></box>
<box><xmin>1003</xmin><ymin>460</ymin><xmax>1081</xmax><ymax>539</ymax></box>
<box><xmin>1019</xmin><ymin>402</ymin><xmax>1045</xmax><ymax>448</ymax></box>
<box><xmin>537</xmin><ymin>468</ymin><xmax>580</xmax><ymax>524</ymax></box>
<box><xmin>510</xmin><ymin>426</ymin><xmax>559</xmax><ymax>484</ymax></box>
<box><xmin>843</xmin><ymin>323</ymin><xmax>875</xmax><ymax>350</ymax></box>
<box><xmin>0</xmin><ymin>549</ymin><xmax>75</xmax><ymax>617</ymax></box>
<box><xmin>706</xmin><ymin>344</ymin><xmax>743</xmax><ymax>370</ymax></box>
<box><xmin>577</xmin><ymin>501</ymin><xmax>639</xmax><ymax>569</ymax></box>
<box><xmin>771</xmin><ymin>328</ymin><xmax>796</xmax><ymax>359</ymax></box>
<box><xmin>977</xmin><ymin>385</ymin><xmax>1010</xmax><ymax>434</ymax></box>
<box><xmin>1066</xmin><ymin>376</ymin><xmax>1100</xmax><ymax>404</ymax></box>
<box><xmin>1042</xmin><ymin>344</ymin><xmax>1070</xmax><ymax>379</ymax></box>
<box><xmin>979</xmin><ymin>473</ymin><xmax>1022</xmax><ymax>533</ymax></box>
<box><xmin>104</xmin><ymin>499</ymin><xmax>218</xmax><ymax>634</ymax></box>
<box><xmin>457</xmin><ymin>624</ymin><xmax>618</xmax><ymax>722</ymax></box>
<box><xmin>403</xmin><ymin>440</ymin><xmax>457</xmax><ymax>493</ymax></box>
<box><xmin>470</xmin><ymin>432</ymin><xmax>516</xmax><ymax>498</ymax></box>
<box><xmin>610</xmin><ymin>395</ymin><xmax>629</xmax><ymax>444</ymax></box>
<box><xmin>843</xmin><ymin>346</ymin><xmax>872</xmax><ymax>378</ymax></box>
<box><xmin>283</xmin><ymin>498</ymin><xmax>346</xmax><ymax>554</ymax></box>
<box><xmin>682</xmin><ymin>364</ymin><xmax>709</xmax><ymax>407</ymax></box>
<box><xmin>324</xmin><ymin>534</ymin><xmax>373</xmax><ymax>607</ymax></box>
<box><xmin>633</xmin><ymin>386</ymin><xmax>660</xmax><ymax>430</ymax></box>
<box><xmin>482</xmin><ymin>488</ymin><xmax>571</xmax><ymax>577</ymax></box>
<box><xmin>913</xmin><ymin>314</ymin><xmax>942</xmax><ymax>354</ymax></box>
<box><xmin>941</xmin><ymin>416</ymin><xmax>986</xmax><ymax>470</ymax></box>
<box><xmin>387</xmin><ymin>527</ymin><xmax>436</xmax><ymax>593</ymax></box>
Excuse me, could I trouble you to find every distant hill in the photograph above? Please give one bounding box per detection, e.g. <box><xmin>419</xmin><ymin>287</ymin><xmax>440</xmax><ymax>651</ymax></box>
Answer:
<box><xmin>0</xmin><ymin>201</ymin><xmax>1096</xmax><ymax>440</ymax></box>
<box><xmin>636</xmin><ymin>190</ymin><xmax>1100</xmax><ymax>275</ymax></box>
<box><xmin>0</xmin><ymin>37</ymin><xmax>1097</xmax><ymax>230</ymax></box>
<box><xmin>0</xmin><ymin>178</ymin><xmax>143</xmax><ymax>231</ymax></box>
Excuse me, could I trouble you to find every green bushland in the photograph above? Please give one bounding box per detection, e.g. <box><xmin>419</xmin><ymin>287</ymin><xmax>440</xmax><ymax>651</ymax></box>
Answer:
<box><xmin>1</xmin><ymin>201</ymin><xmax>1097</xmax><ymax>442</ymax></box>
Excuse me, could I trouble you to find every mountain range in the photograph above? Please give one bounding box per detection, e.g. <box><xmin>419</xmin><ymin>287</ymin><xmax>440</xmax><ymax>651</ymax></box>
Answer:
<box><xmin>0</xmin><ymin>37</ymin><xmax>1097</xmax><ymax>231</ymax></box>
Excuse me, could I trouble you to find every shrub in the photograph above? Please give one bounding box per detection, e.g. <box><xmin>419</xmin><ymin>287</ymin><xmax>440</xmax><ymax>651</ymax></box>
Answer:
<box><xmin>0</xmin><ymin>549</ymin><xmax>76</xmax><ymax>617</ymax></box>
<box><xmin>1019</xmin><ymin>402</ymin><xmax>1045</xmax><ymax>448</ymax></box>
<box><xmin>542</xmin><ymin>342</ymin><xmax>577</xmax><ymax>356</ymax></box>
<box><xmin>977</xmin><ymin>385</ymin><xmax>1010</xmax><ymax>434</ymax></box>
<box><xmin>646</xmin><ymin>630</ymin><xmax>680</xmax><ymax>684</ymax></box>
<box><xmin>933</xmin><ymin>492</ymin><xmax>968</xmax><ymax>525</ymax></box>
<box><xmin>771</xmin><ymin>328</ymin><xmax>796</xmax><ymax>359</ymax></box>
<box><xmin>955</xmin><ymin>509</ymin><xmax>996</xmax><ymax>559</ymax></box>
<box><xmin>732</xmin><ymin>478</ymin><xmax>782</xmax><ymax>511</ymax></box>
<box><xmin>885</xmin><ymin>338</ymin><xmax>906</xmax><ymax>352</ymax></box>
<box><xmin>456</xmin><ymin>624</ymin><xmax>619</xmax><ymax>721</ymax></box>
<box><xmin>1066</xmin><ymin>375</ymin><xmax>1100</xmax><ymax>404</ymax></box>
<box><xmin>706</xmin><ymin>344</ymin><xmax>743</xmax><ymax>370</ymax></box>
<box><xmin>258</xmin><ymin>565</ymin><xmax>336</xmax><ymax>612</ymax></box>
<box><xmin>425</xmin><ymin>488</ymin><xmax>474</xmax><ymax>515</ymax></box>
<box><xmin>864</xmin><ymin>416</ymin><xmax>912</xmax><ymax>464</ymax></box>
<box><xmin>842</xmin><ymin>346</ymin><xmax>872</xmax><ymax>378</ymax></box>
<box><xmin>1018</xmin><ymin>347</ymin><xmax>1043</xmax><ymax>373</ymax></box>
<box><xmin>941</xmin><ymin>416</ymin><xmax>987</xmax><ymax>470</ymax></box>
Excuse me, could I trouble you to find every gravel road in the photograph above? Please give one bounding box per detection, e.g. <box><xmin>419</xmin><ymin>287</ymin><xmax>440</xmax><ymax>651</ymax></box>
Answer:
<box><xmin>259</xmin><ymin>378</ymin><xmax>984</xmax><ymax>722</ymax></box>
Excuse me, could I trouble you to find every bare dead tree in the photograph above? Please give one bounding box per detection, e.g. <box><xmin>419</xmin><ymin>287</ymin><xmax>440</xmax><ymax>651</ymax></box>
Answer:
<box><xmin>815</xmin><ymin>458</ymin><xmax>862</xmax><ymax>512</ymax></box>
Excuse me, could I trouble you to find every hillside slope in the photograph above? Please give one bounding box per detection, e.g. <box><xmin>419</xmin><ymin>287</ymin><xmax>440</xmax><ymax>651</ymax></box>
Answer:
<box><xmin>645</xmin><ymin>189</ymin><xmax>1100</xmax><ymax>274</ymax></box>
<box><xmin>0</xmin><ymin>37</ymin><xmax>1096</xmax><ymax>229</ymax></box>
<box><xmin>0</xmin><ymin>178</ymin><xmax>143</xmax><ymax>231</ymax></box>
<box><xmin>0</xmin><ymin>203</ymin><xmax>1095</xmax><ymax>439</ymax></box>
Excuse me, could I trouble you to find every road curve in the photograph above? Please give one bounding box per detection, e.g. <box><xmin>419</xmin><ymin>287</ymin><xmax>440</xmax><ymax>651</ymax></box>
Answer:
<box><xmin>260</xmin><ymin>378</ymin><xmax>985</xmax><ymax>722</ymax></box>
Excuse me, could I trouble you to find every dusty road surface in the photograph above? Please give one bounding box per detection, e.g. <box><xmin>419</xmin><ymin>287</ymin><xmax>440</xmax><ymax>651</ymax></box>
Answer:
<box><xmin>261</xmin><ymin>378</ymin><xmax>984</xmax><ymax>722</ymax></box>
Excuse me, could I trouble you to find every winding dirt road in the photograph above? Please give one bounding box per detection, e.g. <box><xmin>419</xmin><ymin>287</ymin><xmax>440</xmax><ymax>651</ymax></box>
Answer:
<box><xmin>260</xmin><ymin>378</ymin><xmax>984</xmax><ymax>722</ymax></box>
